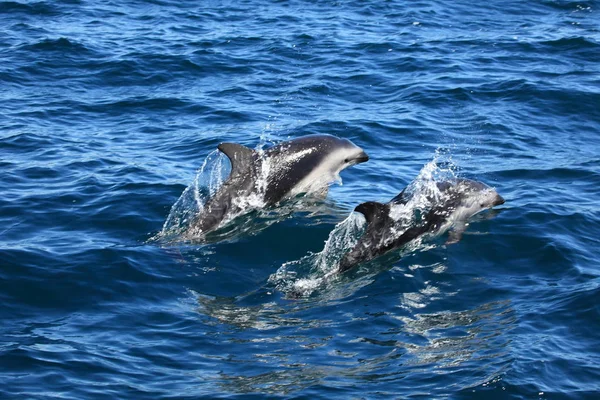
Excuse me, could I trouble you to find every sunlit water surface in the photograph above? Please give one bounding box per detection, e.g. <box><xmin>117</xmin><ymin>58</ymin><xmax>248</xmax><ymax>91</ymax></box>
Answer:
<box><xmin>1</xmin><ymin>0</ymin><xmax>599</xmax><ymax>398</ymax></box>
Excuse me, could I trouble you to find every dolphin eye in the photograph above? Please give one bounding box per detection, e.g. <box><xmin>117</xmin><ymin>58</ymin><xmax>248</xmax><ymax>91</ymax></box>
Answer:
<box><xmin>344</xmin><ymin>158</ymin><xmax>349</xmax><ymax>163</ymax></box>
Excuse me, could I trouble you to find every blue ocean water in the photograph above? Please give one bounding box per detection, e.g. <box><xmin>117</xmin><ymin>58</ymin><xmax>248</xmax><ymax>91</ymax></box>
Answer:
<box><xmin>1</xmin><ymin>0</ymin><xmax>599</xmax><ymax>398</ymax></box>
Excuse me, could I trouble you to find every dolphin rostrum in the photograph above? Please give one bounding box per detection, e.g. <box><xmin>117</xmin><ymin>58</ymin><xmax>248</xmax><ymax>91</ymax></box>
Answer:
<box><xmin>189</xmin><ymin>134</ymin><xmax>369</xmax><ymax>236</ymax></box>
<box><xmin>338</xmin><ymin>178</ymin><xmax>505</xmax><ymax>272</ymax></box>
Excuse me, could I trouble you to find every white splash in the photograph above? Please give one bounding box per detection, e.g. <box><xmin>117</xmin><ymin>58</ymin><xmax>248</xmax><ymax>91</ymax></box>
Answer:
<box><xmin>254</xmin><ymin>149</ymin><xmax>271</xmax><ymax>199</ymax></box>
<box><xmin>269</xmin><ymin>212</ymin><xmax>366</xmax><ymax>297</ymax></box>
<box><xmin>389</xmin><ymin>155</ymin><xmax>458</xmax><ymax>224</ymax></box>
<box><xmin>157</xmin><ymin>150</ymin><xmax>230</xmax><ymax>239</ymax></box>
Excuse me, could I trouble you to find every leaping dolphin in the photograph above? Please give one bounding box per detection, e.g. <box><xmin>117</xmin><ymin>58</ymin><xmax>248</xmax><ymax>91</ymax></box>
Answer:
<box><xmin>338</xmin><ymin>178</ymin><xmax>504</xmax><ymax>273</ymax></box>
<box><xmin>189</xmin><ymin>134</ymin><xmax>369</xmax><ymax>236</ymax></box>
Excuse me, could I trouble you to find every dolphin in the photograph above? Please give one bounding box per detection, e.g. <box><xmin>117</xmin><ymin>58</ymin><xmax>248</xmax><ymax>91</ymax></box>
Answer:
<box><xmin>189</xmin><ymin>134</ymin><xmax>369</xmax><ymax>236</ymax></box>
<box><xmin>338</xmin><ymin>178</ymin><xmax>505</xmax><ymax>273</ymax></box>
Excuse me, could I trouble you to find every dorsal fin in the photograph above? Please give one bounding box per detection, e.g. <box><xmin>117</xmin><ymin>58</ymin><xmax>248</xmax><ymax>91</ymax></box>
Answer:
<box><xmin>354</xmin><ymin>201</ymin><xmax>389</xmax><ymax>226</ymax></box>
<box><xmin>218</xmin><ymin>143</ymin><xmax>256</xmax><ymax>178</ymax></box>
<box><xmin>390</xmin><ymin>187</ymin><xmax>408</xmax><ymax>204</ymax></box>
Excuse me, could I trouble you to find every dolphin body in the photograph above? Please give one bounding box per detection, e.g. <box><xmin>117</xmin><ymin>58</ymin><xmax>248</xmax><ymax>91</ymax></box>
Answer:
<box><xmin>190</xmin><ymin>134</ymin><xmax>369</xmax><ymax>236</ymax></box>
<box><xmin>338</xmin><ymin>178</ymin><xmax>505</xmax><ymax>273</ymax></box>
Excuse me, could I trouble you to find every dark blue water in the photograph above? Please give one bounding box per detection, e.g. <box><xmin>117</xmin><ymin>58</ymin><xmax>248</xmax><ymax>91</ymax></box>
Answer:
<box><xmin>2</xmin><ymin>0</ymin><xmax>599</xmax><ymax>398</ymax></box>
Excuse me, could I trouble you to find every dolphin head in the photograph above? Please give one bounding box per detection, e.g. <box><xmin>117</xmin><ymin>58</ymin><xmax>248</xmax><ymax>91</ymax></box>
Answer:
<box><xmin>340</xmin><ymin>139</ymin><xmax>370</xmax><ymax>167</ymax></box>
<box><xmin>265</xmin><ymin>134</ymin><xmax>368</xmax><ymax>168</ymax></box>
<box><xmin>314</xmin><ymin>135</ymin><xmax>369</xmax><ymax>171</ymax></box>
<box><xmin>257</xmin><ymin>134</ymin><xmax>369</xmax><ymax>204</ymax></box>
<box><xmin>292</xmin><ymin>135</ymin><xmax>369</xmax><ymax>195</ymax></box>
<box><xmin>440</xmin><ymin>179</ymin><xmax>504</xmax><ymax>221</ymax></box>
<box><xmin>268</xmin><ymin>134</ymin><xmax>369</xmax><ymax>181</ymax></box>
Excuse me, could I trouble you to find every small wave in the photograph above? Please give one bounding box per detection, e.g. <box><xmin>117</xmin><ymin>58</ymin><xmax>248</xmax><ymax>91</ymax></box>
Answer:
<box><xmin>540</xmin><ymin>1</ymin><xmax>595</xmax><ymax>12</ymax></box>
<box><xmin>21</xmin><ymin>37</ymin><xmax>91</xmax><ymax>54</ymax></box>
<box><xmin>0</xmin><ymin>1</ymin><xmax>60</xmax><ymax>16</ymax></box>
<box><xmin>538</xmin><ymin>36</ymin><xmax>599</xmax><ymax>49</ymax></box>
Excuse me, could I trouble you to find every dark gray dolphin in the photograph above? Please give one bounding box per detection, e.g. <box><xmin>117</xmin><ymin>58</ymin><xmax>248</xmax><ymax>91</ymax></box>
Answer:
<box><xmin>190</xmin><ymin>134</ymin><xmax>369</xmax><ymax>236</ymax></box>
<box><xmin>338</xmin><ymin>178</ymin><xmax>504</xmax><ymax>273</ymax></box>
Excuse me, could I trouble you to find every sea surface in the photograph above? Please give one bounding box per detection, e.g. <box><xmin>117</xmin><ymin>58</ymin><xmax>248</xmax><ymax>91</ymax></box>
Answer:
<box><xmin>1</xmin><ymin>0</ymin><xmax>599</xmax><ymax>398</ymax></box>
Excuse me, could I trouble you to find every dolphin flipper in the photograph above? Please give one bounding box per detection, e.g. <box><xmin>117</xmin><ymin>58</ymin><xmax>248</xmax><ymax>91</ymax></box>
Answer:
<box><xmin>218</xmin><ymin>143</ymin><xmax>256</xmax><ymax>179</ymax></box>
<box><xmin>445</xmin><ymin>222</ymin><xmax>466</xmax><ymax>244</ymax></box>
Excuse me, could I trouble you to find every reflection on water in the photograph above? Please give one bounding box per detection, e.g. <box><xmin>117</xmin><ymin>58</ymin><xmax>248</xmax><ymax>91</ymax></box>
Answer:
<box><xmin>219</xmin><ymin>364</ymin><xmax>337</xmax><ymax>396</ymax></box>
<box><xmin>196</xmin><ymin>292</ymin><xmax>305</xmax><ymax>331</ymax></box>
<box><xmin>396</xmin><ymin>300</ymin><xmax>515</xmax><ymax>370</ymax></box>
<box><xmin>193</xmin><ymin>260</ymin><xmax>516</xmax><ymax>395</ymax></box>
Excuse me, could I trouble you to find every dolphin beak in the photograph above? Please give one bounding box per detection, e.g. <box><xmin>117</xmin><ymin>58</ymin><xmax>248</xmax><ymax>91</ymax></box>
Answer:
<box><xmin>352</xmin><ymin>151</ymin><xmax>369</xmax><ymax>164</ymax></box>
<box><xmin>494</xmin><ymin>194</ymin><xmax>505</xmax><ymax>206</ymax></box>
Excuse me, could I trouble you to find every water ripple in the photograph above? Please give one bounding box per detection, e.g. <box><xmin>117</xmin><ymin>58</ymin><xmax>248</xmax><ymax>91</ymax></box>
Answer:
<box><xmin>1</xmin><ymin>0</ymin><xmax>599</xmax><ymax>398</ymax></box>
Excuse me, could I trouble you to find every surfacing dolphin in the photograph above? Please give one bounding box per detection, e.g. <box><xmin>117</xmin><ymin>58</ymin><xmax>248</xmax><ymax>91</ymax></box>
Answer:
<box><xmin>338</xmin><ymin>178</ymin><xmax>504</xmax><ymax>273</ymax></box>
<box><xmin>189</xmin><ymin>134</ymin><xmax>369</xmax><ymax>236</ymax></box>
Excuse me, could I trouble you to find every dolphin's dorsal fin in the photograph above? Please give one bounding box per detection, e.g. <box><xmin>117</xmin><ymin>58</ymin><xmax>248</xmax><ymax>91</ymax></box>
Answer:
<box><xmin>390</xmin><ymin>188</ymin><xmax>408</xmax><ymax>205</ymax></box>
<box><xmin>218</xmin><ymin>143</ymin><xmax>256</xmax><ymax>178</ymax></box>
<box><xmin>354</xmin><ymin>201</ymin><xmax>389</xmax><ymax>226</ymax></box>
